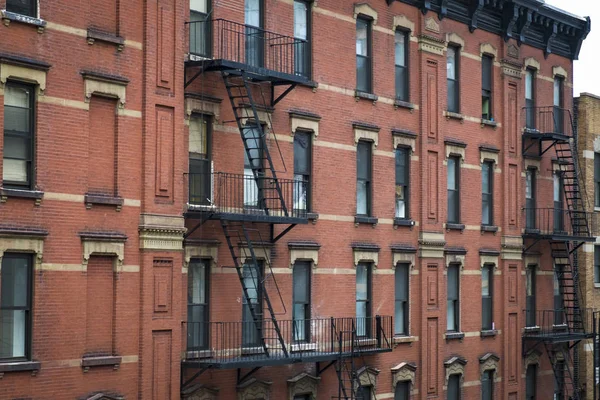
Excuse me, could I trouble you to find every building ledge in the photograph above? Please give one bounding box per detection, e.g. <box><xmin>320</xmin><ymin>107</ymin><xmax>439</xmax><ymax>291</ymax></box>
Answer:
<box><xmin>81</xmin><ymin>355</ymin><xmax>122</xmax><ymax>371</ymax></box>
<box><xmin>354</xmin><ymin>90</ymin><xmax>378</xmax><ymax>103</ymax></box>
<box><xmin>480</xmin><ymin>329</ymin><xmax>498</xmax><ymax>338</ymax></box>
<box><xmin>394</xmin><ymin>99</ymin><xmax>416</xmax><ymax>111</ymax></box>
<box><xmin>0</xmin><ymin>360</ymin><xmax>41</xmax><ymax>377</ymax></box>
<box><xmin>355</xmin><ymin>216</ymin><xmax>378</xmax><ymax>227</ymax></box>
<box><xmin>445</xmin><ymin>223</ymin><xmax>465</xmax><ymax>231</ymax></box>
<box><xmin>85</xmin><ymin>193</ymin><xmax>124</xmax><ymax>211</ymax></box>
<box><xmin>444</xmin><ymin>110</ymin><xmax>464</xmax><ymax>121</ymax></box>
<box><xmin>394</xmin><ymin>218</ymin><xmax>415</xmax><ymax>228</ymax></box>
<box><xmin>86</xmin><ymin>28</ymin><xmax>125</xmax><ymax>51</ymax></box>
<box><xmin>481</xmin><ymin>225</ymin><xmax>498</xmax><ymax>233</ymax></box>
<box><xmin>444</xmin><ymin>331</ymin><xmax>465</xmax><ymax>341</ymax></box>
<box><xmin>393</xmin><ymin>335</ymin><xmax>418</xmax><ymax>344</ymax></box>
<box><xmin>1</xmin><ymin>10</ymin><xmax>46</xmax><ymax>32</ymax></box>
<box><xmin>481</xmin><ymin>119</ymin><xmax>498</xmax><ymax>129</ymax></box>
<box><xmin>0</xmin><ymin>188</ymin><xmax>44</xmax><ymax>205</ymax></box>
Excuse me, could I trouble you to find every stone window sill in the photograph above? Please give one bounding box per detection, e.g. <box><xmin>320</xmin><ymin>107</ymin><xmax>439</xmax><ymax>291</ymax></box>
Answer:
<box><xmin>481</xmin><ymin>225</ymin><xmax>498</xmax><ymax>233</ymax></box>
<box><xmin>394</xmin><ymin>99</ymin><xmax>416</xmax><ymax>112</ymax></box>
<box><xmin>481</xmin><ymin>119</ymin><xmax>498</xmax><ymax>129</ymax></box>
<box><xmin>85</xmin><ymin>194</ymin><xmax>124</xmax><ymax>211</ymax></box>
<box><xmin>0</xmin><ymin>360</ymin><xmax>41</xmax><ymax>377</ymax></box>
<box><xmin>291</xmin><ymin>342</ymin><xmax>318</xmax><ymax>352</ymax></box>
<box><xmin>446</xmin><ymin>223</ymin><xmax>465</xmax><ymax>231</ymax></box>
<box><xmin>480</xmin><ymin>329</ymin><xmax>498</xmax><ymax>337</ymax></box>
<box><xmin>523</xmin><ymin>326</ymin><xmax>540</xmax><ymax>332</ymax></box>
<box><xmin>87</xmin><ymin>28</ymin><xmax>125</xmax><ymax>51</ymax></box>
<box><xmin>394</xmin><ymin>218</ymin><xmax>415</xmax><ymax>228</ymax></box>
<box><xmin>393</xmin><ymin>335</ymin><xmax>418</xmax><ymax>344</ymax></box>
<box><xmin>185</xmin><ymin>350</ymin><xmax>213</xmax><ymax>360</ymax></box>
<box><xmin>1</xmin><ymin>10</ymin><xmax>46</xmax><ymax>32</ymax></box>
<box><xmin>354</xmin><ymin>215</ymin><xmax>378</xmax><ymax>227</ymax></box>
<box><xmin>444</xmin><ymin>331</ymin><xmax>465</xmax><ymax>340</ymax></box>
<box><xmin>594</xmin><ymin>283</ymin><xmax>600</xmax><ymax>288</ymax></box>
<box><xmin>354</xmin><ymin>90</ymin><xmax>378</xmax><ymax>103</ymax></box>
<box><xmin>81</xmin><ymin>355</ymin><xmax>122</xmax><ymax>371</ymax></box>
<box><xmin>444</xmin><ymin>110</ymin><xmax>464</xmax><ymax>121</ymax></box>
<box><xmin>1</xmin><ymin>187</ymin><xmax>44</xmax><ymax>205</ymax></box>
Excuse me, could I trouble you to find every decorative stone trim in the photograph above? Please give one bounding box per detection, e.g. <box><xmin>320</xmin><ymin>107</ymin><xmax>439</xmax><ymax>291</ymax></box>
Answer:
<box><xmin>352</xmin><ymin>243</ymin><xmax>380</xmax><ymax>268</ymax></box>
<box><xmin>290</xmin><ymin>110</ymin><xmax>320</xmax><ymax>138</ymax></box>
<box><xmin>80</xmin><ymin>232</ymin><xmax>126</xmax><ymax>272</ymax></box>
<box><xmin>181</xmin><ymin>384</ymin><xmax>219</xmax><ymax>400</ymax></box>
<box><xmin>353</xmin><ymin>3</ymin><xmax>378</xmax><ymax>25</ymax></box>
<box><xmin>501</xmin><ymin>236</ymin><xmax>523</xmax><ymax>260</ymax></box>
<box><xmin>87</xmin><ymin>28</ymin><xmax>125</xmax><ymax>51</ymax></box>
<box><xmin>287</xmin><ymin>373</ymin><xmax>320</xmax><ymax>400</ymax></box>
<box><xmin>356</xmin><ymin>366</ymin><xmax>379</xmax><ymax>397</ymax></box>
<box><xmin>82</xmin><ymin>392</ymin><xmax>125</xmax><ymax>400</ymax></box>
<box><xmin>0</xmin><ymin>227</ymin><xmax>47</xmax><ymax>270</ymax></box>
<box><xmin>237</xmin><ymin>378</ymin><xmax>272</xmax><ymax>400</ymax></box>
<box><xmin>445</xmin><ymin>248</ymin><xmax>466</xmax><ymax>270</ymax></box>
<box><xmin>553</xmin><ymin>66</ymin><xmax>568</xmax><ymax>79</ymax></box>
<box><xmin>480</xmin><ymin>43</ymin><xmax>498</xmax><ymax>58</ymax></box>
<box><xmin>184</xmin><ymin>241</ymin><xmax>219</xmax><ymax>270</ymax></box>
<box><xmin>0</xmin><ymin>54</ymin><xmax>50</xmax><ymax>95</ymax></box>
<box><xmin>185</xmin><ymin>94</ymin><xmax>222</xmax><ymax>122</ymax></box>
<box><xmin>392</xmin><ymin>128</ymin><xmax>417</xmax><ymax>154</ymax></box>
<box><xmin>138</xmin><ymin>214</ymin><xmax>186</xmax><ymax>251</ymax></box>
<box><xmin>418</xmin><ymin>231</ymin><xmax>445</xmax><ymax>259</ymax></box>
<box><xmin>446</xmin><ymin>33</ymin><xmax>465</xmax><ymax>47</ymax></box>
<box><xmin>479</xmin><ymin>353</ymin><xmax>500</xmax><ymax>378</ymax></box>
<box><xmin>391</xmin><ymin>362</ymin><xmax>416</xmax><ymax>388</ymax></box>
<box><xmin>393</xmin><ymin>15</ymin><xmax>414</xmax><ymax>34</ymax></box>
<box><xmin>480</xmin><ymin>249</ymin><xmax>499</xmax><ymax>270</ymax></box>
<box><xmin>391</xmin><ymin>246</ymin><xmax>416</xmax><ymax>270</ymax></box>
<box><xmin>239</xmin><ymin>105</ymin><xmax>273</xmax><ymax>130</ymax></box>
<box><xmin>479</xmin><ymin>145</ymin><xmax>499</xmax><ymax>165</ymax></box>
<box><xmin>82</xmin><ymin>70</ymin><xmax>128</xmax><ymax>108</ymax></box>
<box><xmin>444</xmin><ymin>139</ymin><xmax>466</xmax><ymax>161</ymax></box>
<box><xmin>1</xmin><ymin>10</ymin><xmax>46</xmax><ymax>32</ymax></box>
<box><xmin>524</xmin><ymin>253</ymin><xmax>541</xmax><ymax>269</ymax></box>
<box><xmin>501</xmin><ymin>59</ymin><xmax>523</xmax><ymax>79</ymax></box>
<box><xmin>418</xmin><ymin>35</ymin><xmax>446</xmax><ymax>56</ymax></box>
<box><xmin>444</xmin><ymin>356</ymin><xmax>467</xmax><ymax>385</ymax></box>
<box><xmin>353</xmin><ymin>122</ymin><xmax>380</xmax><ymax>148</ymax></box>
<box><xmin>239</xmin><ymin>245</ymin><xmax>272</xmax><ymax>265</ymax></box>
<box><xmin>523</xmin><ymin>57</ymin><xmax>540</xmax><ymax>71</ymax></box>
<box><xmin>424</xmin><ymin>17</ymin><xmax>440</xmax><ymax>34</ymax></box>
<box><xmin>289</xmin><ymin>241</ymin><xmax>320</xmax><ymax>268</ymax></box>
<box><xmin>523</xmin><ymin>349</ymin><xmax>541</xmax><ymax>369</ymax></box>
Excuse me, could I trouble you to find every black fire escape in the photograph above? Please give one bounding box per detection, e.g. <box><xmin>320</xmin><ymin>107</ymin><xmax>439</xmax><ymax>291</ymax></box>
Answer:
<box><xmin>522</xmin><ymin>106</ymin><xmax>596</xmax><ymax>399</ymax></box>
<box><xmin>181</xmin><ymin>18</ymin><xmax>392</xmax><ymax>394</ymax></box>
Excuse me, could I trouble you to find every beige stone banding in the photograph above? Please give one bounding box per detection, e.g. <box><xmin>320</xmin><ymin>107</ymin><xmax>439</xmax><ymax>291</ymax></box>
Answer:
<box><xmin>291</xmin><ymin>114</ymin><xmax>320</xmax><ymax>138</ymax></box>
<box><xmin>138</xmin><ymin>214</ymin><xmax>186</xmax><ymax>251</ymax></box>
<box><xmin>82</xmin><ymin>239</ymin><xmax>124</xmax><ymax>272</ymax></box>
<box><xmin>553</xmin><ymin>66</ymin><xmax>568</xmax><ymax>79</ymax></box>
<box><xmin>418</xmin><ymin>231</ymin><xmax>445</xmax><ymax>259</ymax></box>
<box><xmin>0</xmin><ymin>236</ymin><xmax>44</xmax><ymax>270</ymax></box>
<box><xmin>480</xmin><ymin>43</ymin><xmax>498</xmax><ymax>58</ymax></box>
<box><xmin>418</xmin><ymin>35</ymin><xmax>447</xmax><ymax>56</ymax></box>
<box><xmin>354</xmin><ymin>3</ymin><xmax>378</xmax><ymax>25</ymax></box>
<box><xmin>393</xmin><ymin>15</ymin><xmax>414</xmax><ymax>34</ymax></box>
<box><xmin>287</xmin><ymin>373</ymin><xmax>320</xmax><ymax>400</ymax></box>
<box><xmin>354</xmin><ymin>128</ymin><xmax>379</xmax><ymax>148</ymax></box>
<box><xmin>445</xmin><ymin>143</ymin><xmax>465</xmax><ymax>162</ymax></box>
<box><xmin>501</xmin><ymin>235</ymin><xmax>523</xmax><ymax>260</ymax></box>
<box><xmin>237</xmin><ymin>378</ymin><xmax>272</xmax><ymax>400</ymax></box>
<box><xmin>356</xmin><ymin>366</ymin><xmax>380</xmax><ymax>396</ymax></box>
<box><xmin>446</xmin><ymin>33</ymin><xmax>465</xmax><ymax>48</ymax></box>
<box><xmin>290</xmin><ymin>248</ymin><xmax>319</xmax><ymax>268</ymax></box>
<box><xmin>392</xmin><ymin>252</ymin><xmax>415</xmax><ymax>270</ymax></box>
<box><xmin>184</xmin><ymin>243</ymin><xmax>219</xmax><ymax>270</ymax></box>
<box><xmin>391</xmin><ymin>362</ymin><xmax>416</xmax><ymax>388</ymax></box>
<box><xmin>185</xmin><ymin>96</ymin><xmax>221</xmax><ymax>122</ymax></box>
<box><xmin>0</xmin><ymin>62</ymin><xmax>47</xmax><ymax>95</ymax></box>
<box><xmin>354</xmin><ymin>249</ymin><xmax>379</xmax><ymax>268</ymax></box>
<box><xmin>501</xmin><ymin>60</ymin><xmax>523</xmax><ymax>79</ymax></box>
<box><xmin>523</xmin><ymin>57</ymin><xmax>540</xmax><ymax>71</ymax></box>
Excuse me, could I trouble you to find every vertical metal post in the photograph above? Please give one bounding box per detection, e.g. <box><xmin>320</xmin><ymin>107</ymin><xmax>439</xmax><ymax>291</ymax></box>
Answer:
<box><xmin>376</xmin><ymin>315</ymin><xmax>382</xmax><ymax>348</ymax></box>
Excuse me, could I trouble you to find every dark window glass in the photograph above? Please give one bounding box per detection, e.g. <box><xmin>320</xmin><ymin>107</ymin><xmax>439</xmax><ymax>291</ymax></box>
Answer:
<box><xmin>447</xmin><ymin>46</ymin><xmax>460</xmax><ymax>113</ymax></box>
<box><xmin>189</xmin><ymin>0</ymin><xmax>211</xmax><ymax>57</ymax></box>
<box><xmin>595</xmin><ymin>154</ymin><xmax>600</xmax><ymax>207</ymax></box>
<box><xmin>482</xmin><ymin>161</ymin><xmax>493</xmax><ymax>226</ymax></box>
<box><xmin>554</xmin><ymin>77</ymin><xmax>564</xmax><ymax>133</ymax></box>
<box><xmin>394</xmin><ymin>263</ymin><xmax>409</xmax><ymax>335</ymax></box>
<box><xmin>447</xmin><ymin>156</ymin><xmax>460</xmax><ymax>223</ymax></box>
<box><xmin>395</xmin><ymin>147</ymin><xmax>409</xmax><ymax>219</ymax></box>
<box><xmin>525</xmin><ymin>169</ymin><xmax>536</xmax><ymax>230</ymax></box>
<box><xmin>482</xmin><ymin>264</ymin><xmax>493</xmax><ymax>330</ymax></box>
<box><xmin>245</xmin><ymin>0</ymin><xmax>264</xmax><ymax>68</ymax></box>
<box><xmin>525</xmin><ymin>69</ymin><xmax>536</xmax><ymax>129</ymax></box>
<box><xmin>356</xmin><ymin>17</ymin><xmax>372</xmax><ymax>93</ymax></box>
<box><xmin>357</xmin><ymin>385</ymin><xmax>372</xmax><ymax>400</ymax></box>
<box><xmin>3</xmin><ymin>82</ymin><xmax>34</xmax><ymax>189</ymax></box>
<box><xmin>6</xmin><ymin>0</ymin><xmax>36</xmax><ymax>17</ymax></box>
<box><xmin>395</xmin><ymin>30</ymin><xmax>409</xmax><ymax>101</ymax></box>
<box><xmin>448</xmin><ymin>374</ymin><xmax>461</xmax><ymax>400</ymax></box>
<box><xmin>189</xmin><ymin>114</ymin><xmax>212</xmax><ymax>206</ymax></box>
<box><xmin>293</xmin><ymin>131</ymin><xmax>311</xmax><ymax>212</ymax></box>
<box><xmin>553</xmin><ymin>173</ymin><xmax>564</xmax><ymax>232</ymax></box>
<box><xmin>0</xmin><ymin>253</ymin><xmax>32</xmax><ymax>360</ymax></box>
<box><xmin>243</xmin><ymin>124</ymin><xmax>264</xmax><ymax>208</ymax></box>
<box><xmin>554</xmin><ymin>266</ymin><xmax>564</xmax><ymax>325</ymax></box>
<box><xmin>526</xmin><ymin>364</ymin><xmax>537</xmax><ymax>400</ymax></box>
<box><xmin>394</xmin><ymin>381</ymin><xmax>410</xmax><ymax>400</ymax></box>
<box><xmin>526</xmin><ymin>265</ymin><xmax>536</xmax><ymax>327</ymax></box>
<box><xmin>481</xmin><ymin>55</ymin><xmax>493</xmax><ymax>120</ymax></box>
<box><xmin>356</xmin><ymin>263</ymin><xmax>372</xmax><ymax>337</ymax></box>
<box><xmin>555</xmin><ymin>361</ymin><xmax>565</xmax><ymax>399</ymax></box>
<box><xmin>242</xmin><ymin>261</ymin><xmax>264</xmax><ymax>347</ymax></box>
<box><xmin>447</xmin><ymin>265</ymin><xmax>460</xmax><ymax>332</ymax></box>
<box><xmin>293</xmin><ymin>261</ymin><xmax>311</xmax><ymax>342</ymax></box>
<box><xmin>294</xmin><ymin>0</ymin><xmax>311</xmax><ymax>77</ymax></box>
<box><xmin>481</xmin><ymin>370</ymin><xmax>494</xmax><ymax>400</ymax></box>
<box><xmin>595</xmin><ymin>247</ymin><xmax>600</xmax><ymax>284</ymax></box>
<box><xmin>356</xmin><ymin>141</ymin><xmax>372</xmax><ymax>216</ymax></box>
<box><xmin>187</xmin><ymin>259</ymin><xmax>209</xmax><ymax>351</ymax></box>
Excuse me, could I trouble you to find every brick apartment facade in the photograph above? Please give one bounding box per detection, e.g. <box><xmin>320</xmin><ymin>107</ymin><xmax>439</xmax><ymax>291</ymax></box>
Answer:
<box><xmin>0</xmin><ymin>0</ymin><xmax>595</xmax><ymax>400</ymax></box>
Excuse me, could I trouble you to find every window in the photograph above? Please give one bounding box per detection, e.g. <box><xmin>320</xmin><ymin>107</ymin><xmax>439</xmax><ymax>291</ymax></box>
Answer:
<box><xmin>395</xmin><ymin>147</ymin><xmax>409</xmax><ymax>219</ymax></box>
<box><xmin>242</xmin><ymin>261</ymin><xmax>263</xmax><ymax>347</ymax></box>
<box><xmin>3</xmin><ymin>82</ymin><xmax>34</xmax><ymax>189</ymax></box>
<box><xmin>595</xmin><ymin>246</ymin><xmax>600</xmax><ymax>284</ymax></box>
<box><xmin>447</xmin><ymin>264</ymin><xmax>460</xmax><ymax>332</ymax></box>
<box><xmin>245</xmin><ymin>0</ymin><xmax>264</xmax><ymax>68</ymax></box>
<box><xmin>394</xmin><ymin>381</ymin><xmax>410</xmax><ymax>400</ymax></box>
<box><xmin>526</xmin><ymin>265</ymin><xmax>536</xmax><ymax>327</ymax></box>
<box><xmin>525</xmin><ymin>68</ymin><xmax>535</xmax><ymax>129</ymax></box>
<box><xmin>395</xmin><ymin>30</ymin><xmax>409</xmax><ymax>101</ymax></box>
<box><xmin>6</xmin><ymin>0</ymin><xmax>36</xmax><ymax>17</ymax></box>
<box><xmin>595</xmin><ymin>153</ymin><xmax>600</xmax><ymax>207</ymax></box>
<box><xmin>525</xmin><ymin>169</ymin><xmax>536</xmax><ymax>230</ymax></box>
<box><xmin>481</xmin><ymin>55</ymin><xmax>493</xmax><ymax>120</ymax></box>
<box><xmin>187</xmin><ymin>259</ymin><xmax>209</xmax><ymax>351</ymax></box>
<box><xmin>554</xmin><ymin>361</ymin><xmax>565</xmax><ymax>400</ymax></box>
<box><xmin>447</xmin><ymin>156</ymin><xmax>460</xmax><ymax>223</ymax></box>
<box><xmin>292</xmin><ymin>261</ymin><xmax>311</xmax><ymax>342</ymax></box>
<box><xmin>293</xmin><ymin>131</ymin><xmax>311</xmax><ymax>212</ymax></box>
<box><xmin>243</xmin><ymin>125</ymin><xmax>263</xmax><ymax>208</ymax></box>
<box><xmin>189</xmin><ymin>114</ymin><xmax>211</xmax><ymax>206</ymax></box>
<box><xmin>294</xmin><ymin>0</ymin><xmax>311</xmax><ymax>77</ymax></box>
<box><xmin>394</xmin><ymin>263</ymin><xmax>409</xmax><ymax>336</ymax></box>
<box><xmin>482</xmin><ymin>161</ymin><xmax>493</xmax><ymax>226</ymax></box>
<box><xmin>293</xmin><ymin>396</ymin><xmax>311</xmax><ymax>400</ymax></box>
<box><xmin>0</xmin><ymin>253</ymin><xmax>32</xmax><ymax>360</ymax></box>
<box><xmin>356</xmin><ymin>17</ymin><xmax>372</xmax><ymax>93</ymax></box>
<box><xmin>357</xmin><ymin>385</ymin><xmax>372</xmax><ymax>400</ymax></box>
<box><xmin>356</xmin><ymin>141</ymin><xmax>372</xmax><ymax>216</ymax></box>
<box><xmin>553</xmin><ymin>173</ymin><xmax>564</xmax><ymax>232</ymax></box>
<box><xmin>553</xmin><ymin>76</ymin><xmax>564</xmax><ymax>133</ymax></box>
<box><xmin>447</xmin><ymin>45</ymin><xmax>460</xmax><ymax>113</ymax></box>
<box><xmin>356</xmin><ymin>263</ymin><xmax>372</xmax><ymax>337</ymax></box>
<box><xmin>481</xmin><ymin>370</ymin><xmax>494</xmax><ymax>400</ymax></box>
<box><xmin>189</xmin><ymin>0</ymin><xmax>211</xmax><ymax>57</ymax></box>
<box><xmin>554</xmin><ymin>266</ymin><xmax>564</xmax><ymax>325</ymax></box>
<box><xmin>482</xmin><ymin>264</ymin><xmax>493</xmax><ymax>330</ymax></box>
<box><xmin>526</xmin><ymin>364</ymin><xmax>537</xmax><ymax>400</ymax></box>
<box><xmin>447</xmin><ymin>374</ymin><xmax>461</xmax><ymax>400</ymax></box>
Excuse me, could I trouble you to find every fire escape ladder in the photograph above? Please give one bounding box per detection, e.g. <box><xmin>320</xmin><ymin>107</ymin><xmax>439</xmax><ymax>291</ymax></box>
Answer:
<box><xmin>220</xmin><ymin>220</ymin><xmax>289</xmax><ymax>359</ymax></box>
<box><xmin>221</xmin><ymin>71</ymin><xmax>288</xmax><ymax>217</ymax></box>
<box><xmin>550</xmin><ymin>241</ymin><xmax>584</xmax><ymax>333</ymax></box>
<box><xmin>335</xmin><ymin>329</ymin><xmax>358</xmax><ymax>400</ymax></box>
<box><xmin>545</xmin><ymin>342</ymin><xmax>581</xmax><ymax>399</ymax></box>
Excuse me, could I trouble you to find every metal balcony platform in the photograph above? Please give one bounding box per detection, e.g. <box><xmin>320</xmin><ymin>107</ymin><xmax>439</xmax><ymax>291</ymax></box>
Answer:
<box><xmin>184</xmin><ymin>208</ymin><xmax>308</xmax><ymax>224</ymax></box>
<box><xmin>522</xmin><ymin>229</ymin><xmax>596</xmax><ymax>243</ymax></box>
<box><xmin>522</xmin><ymin>309</ymin><xmax>595</xmax><ymax>344</ymax></box>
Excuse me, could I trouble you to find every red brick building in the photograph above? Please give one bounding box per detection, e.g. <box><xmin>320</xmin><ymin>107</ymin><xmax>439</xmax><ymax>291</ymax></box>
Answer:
<box><xmin>0</xmin><ymin>0</ymin><xmax>594</xmax><ymax>399</ymax></box>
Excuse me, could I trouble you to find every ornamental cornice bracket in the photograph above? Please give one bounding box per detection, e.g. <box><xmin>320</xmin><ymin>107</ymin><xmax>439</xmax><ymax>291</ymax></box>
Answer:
<box><xmin>469</xmin><ymin>0</ymin><xmax>485</xmax><ymax>33</ymax></box>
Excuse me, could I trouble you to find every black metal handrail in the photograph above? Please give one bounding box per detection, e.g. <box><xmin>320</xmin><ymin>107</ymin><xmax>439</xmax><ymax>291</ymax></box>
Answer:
<box><xmin>522</xmin><ymin>309</ymin><xmax>594</xmax><ymax>338</ymax></box>
<box><xmin>187</xmin><ymin>171</ymin><xmax>307</xmax><ymax>219</ymax></box>
<box><xmin>183</xmin><ymin>316</ymin><xmax>393</xmax><ymax>364</ymax></box>
<box><xmin>187</xmin><ymin>18</ymin><xmax>308</xmax><ymax>77</ymax></box>
<box><xmin>522</xmin><ymin>207</ymin><xmax>595</xmax><ymax>238</ymax></box>
<box><xmin>522</xmin><ymin>106</ymin><xmax>574</xmax><ymax>137</ymax></box>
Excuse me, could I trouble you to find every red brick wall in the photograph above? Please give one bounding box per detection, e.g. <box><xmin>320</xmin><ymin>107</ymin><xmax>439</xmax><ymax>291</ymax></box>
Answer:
<box><xmin>86</xmin><ymin>256</ymin><xmax>115</xmax><ymax>355</ymax></box>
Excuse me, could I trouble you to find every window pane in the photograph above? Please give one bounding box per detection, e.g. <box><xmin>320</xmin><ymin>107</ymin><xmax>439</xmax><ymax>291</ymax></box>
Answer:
<box><xmin>357</xmin><ymin>386</ymin><xmax>372</xmax><ymax>400</ymax></box>
<box><xmin>448</xmin><ymin>375</ymin><xmax>460</xmax><ymax>400</ymax></box>
<box><xmin>447</xmin><ymin>158</ymin><xmax>456</xmax><ymax>190</ymax></box>
<box><xmin>394</xmin><ymin>381</ymin><xmax>409</xmax><ymax>400</ymax></box>
<box><xmin>5</xmin><ymin>84</ymin><xmax>31</xmax><ymax>108</ymax></box>
<box><xmin>188</xmin><ymin>261</ymin><xmax>207</xmax><ymax>304</ymax></box>
<box><xmin>526</xmin><ymin>170</ymin><xmax>533</xmax><ymax>199</ymax></box>
<box><xmin>482</xmin><ymin>196</ymin><xmax>490</xmax><ymax>225</ymax></box>
<box><xmin>482</xmin><ymin>266</ymin><xmax>490</xmax><ymax>296</ymax></box>
<box><xmin>4</xmin><ymin>136</ymin><xmax>30</xmax><ymax>160</ymax></box>
<box><xmin>395</xmin><ymin>264</ymin><xmax>408</xmax><ymax>300</ymax></box>
<box><xmin>482</xmin><ymin>56</ymin><xmax>492</xmax><ymax>90</ymax></box>
<box><xmin>356</xmin><ymin>56</ymin><xmax>370</xmax><ymax>92</ymax></box>
<box><xmin>293</xmin><ymin>262</ymin><xmax>309</xmax><ymax>303</ymax></box>
<box><xmin>356</xmin><ymin>181</ymin><xmax>368</xmax><ymax>215</ymax></box>
<box><xmin>447</xmin><ymin>47</ymin><xmax>456</xmax><ymax>79</ymax></box>
<box><xmin>293</xmin><ymin>1</ymin><xmax>308</xmax><ymax>40</ymax></box>
<box><xmin>356</xmin><ymin>264</ymin><xmax>368</xmax><ymax>301</ymax></box>
<box><xmin>6</xmin><ymin>0</ymin><xmax>36</xmax><ymax>16</ymax></box>
<box><xmin>294</xmin><ymin>132</ymin><xmax>310</xmax><ymax>174</ymax></box>
<box><xmin>189</xmin><ymin>117</ymin><xmax>208</xmax><ymax>157</ymax></box>
<box><xmin>447</xmin><ymin>79</ymin><xmax>458</xmax><ymax>113</ymax></box>
<box><xmin>245</xmin><ymin>0</ymin><xmax>261</xmax><ymax>27</ymax></box>
<box><xmin>1</xmin><ymin>256</ymin><xmax>29</xmax><ymax>308</ymax></box>
<box><xmin>554</xmin><ymin>78</ymin><xmax>562</xmax><ymax>107</ymax></box>
<box><xmin>3</xmin><ymin>106</ymin><xmax>31</xmax><ymax>133</ymax></box>
<box><xmin>482</xmin><ymin>163</ymin><xmax>490</xmax><ymax>193</ymax></box>
<box><xmin>448</xmin><ymin>266</ymin><xmax>458</xmax><ymax>299</ymax></box>
<box><xmin>190</xmin><ymin>0</ymin><xmax>208</xmax><ymax>13</ymax></box>
<box><xmin>356</xmin><ymin>19</ymin><xmax>368</xmax><ymax>56</ymax></box>
<box><xmin>2</xmin><ymin>159</ymin><xmax>28</xmax><ymax>183</ymax></box>
<box><xmin>554</xmin><ymin>174</ymin><xmax>561</xmax><ymax>202</ymax></box>
<box><xmin>394</xmin><ymin>31</ymin><xmax>406</xmax><ymax>67</ymax></box>
<box><xmin>357</xmin><ymin>142</ymin><xmax>371</xmax><ymax>179</ymax></box>
<box><xmin>596</xmin><ymin>247</ymin><xmax>600</xmax><ymax>283</ymax></box>
<box><xmin>243</xmin><ymin>126</ymin><xmax>262</xmax><ymax>168</ymax></box>
<box><xmin>525</xmin><ymin>70</ymin><xmax>534</xmax><ymax>100</ymax></box>
<box><xmin>395</xmin><ymin>66</ymin><xmax>408</xmax><ymax>101</ymax></box>
<box><xmin>0</xmin><ymin>310</ymin><xmax>26</xmax><ymax>358</ymax></box>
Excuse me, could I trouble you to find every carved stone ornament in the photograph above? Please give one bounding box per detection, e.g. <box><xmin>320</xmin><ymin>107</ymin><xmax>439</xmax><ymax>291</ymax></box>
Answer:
<box><xmin>501</xmin><ymin>235</ymin><xmax>523</xmax><ymax>261</ymax></box>
<box><xmin>391</xmin><ymin>362</ymin><xmax>417</xmax><ymax>389</ymax></box>
<box><xmin>523</xmin><ymin>350</ymin><xmax>541</xmax><ymax>369</ymax></box>
<box><xmin>479</xmin><ymin>353</ymin><xmax>500</xmax><ymax>377</ymax></box>
<box><xmin>287</xmin><ymin>373</ymin><xmax>320</xmax><ymax>400</ymax></box>
<box><xmin>425</xmin><ymin>17</ymin><xmax>440</xmax><ymax>33</ymax></box>
<box><xmin>392</xmin><ymin>252</ymin><xmax>416</xmax><ymax>270</ymax></box>
<box><xmin>355</xmin><ymin>366</ymin><xmax>380</xmax><ymax>397</ymax></box>
<box><xmin>418</xmin><ymin>35</ymin><xmax>447</xmax><ymax>56</ymax></box>
<box><xmin>446</xmin><ymin>254</ymin><xmax>465</xmax><ymax>269</ymax></box>
<box><xmin>480</xmin><ymin>255</ymin><xmax>498</xmax><ymax>270</ymax></box>
<box><xmin>480</xmin><ymin>43</ymin><xmax>498</xmax><ymax>58</ymax></box>
<box><xmin>138</xmin><ymin>214</ymin><xmax>186</xmax><ymax>251</ymax></box>
<box><xmin>181</xmin><ymin>384</ymin><xmax>219</xmax><ymax>400</ymax></box>
<box><xmin>446</xmin><ymin>33</ymin><xmax>465</xmax><ymax>47</ymax></box>
<box><xmin>418</xmin><ymin>231</ymin><xmax>446</xmax><ymax>259</ymax></box>
<box><xmin>507</xmin><ymin>44</ymin><xmax>519</xmax><ymax>59</ymax></box>
<box><xmin>237</xmin><ymin>378</ymin><xmax>272</xmax><ymax>400</ymax></box>
<box><xmin>289</xmin><ymin>243</ymin><xmax>320</xmax><ymax>268</ymax></box>
<box><xmin>444</xmin><ymin>356</ymin><xmax>467</xmax><ymax>385</ymax></box>
<box><xmin>0</xmin><ymin>61</ymin><xmax>48</xmax><ymax>95</ymax></box>
<box><xmin>290</xmin><ymin>112</ymin><xmax>320</xmax><ymax>138</ymax></box>
<box><xmin>83</xmin><ymin>393</ymin><xmax>125</xmax><ymax>400</ymax></box>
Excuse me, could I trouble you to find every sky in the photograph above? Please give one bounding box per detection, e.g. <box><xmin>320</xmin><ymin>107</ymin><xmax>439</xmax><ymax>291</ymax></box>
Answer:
<box><xmin>547</xmin><ymin>0</ymin><xmax>600</xmax><ymax>96</ymax></box>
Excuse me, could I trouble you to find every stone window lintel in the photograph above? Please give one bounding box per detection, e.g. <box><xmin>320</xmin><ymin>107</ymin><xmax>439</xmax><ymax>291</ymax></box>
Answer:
<box><xmin>184</xmin><ymin>243</ymin><xmax>219</xmax><ymax>270</ymax></box>
<box><xmin>0</xmin><ymin>55</ymin><xmax>49</xmax><ymax>95</ymax></box>
<box><xmin>185</xmin><ymin>95</ymin><xmax>222</xmax><ymax>123</ymax></box>
<box><xmin>391</xmin><ymin>362</ymin><xmax>417</xmax><ymax>389</ymax></box>
<box><xmin>82</xmin><ymin>71</ymin><xmax>128</xmax><ymax>108</ymax></box>
<box><xmin>354</xmin><ymin>3</ymin><xmax>378</xmax><ymax>25</ymax></box>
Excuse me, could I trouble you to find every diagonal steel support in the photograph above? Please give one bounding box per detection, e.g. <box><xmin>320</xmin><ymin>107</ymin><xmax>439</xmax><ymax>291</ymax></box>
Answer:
<box><xmin>272</xmin><ymin>224</ymin><xmax>297</xmax><ymax>243</ymax></box>
<box><xmin>271</xmin><ymin>83</ymin><xmax>297</xmax><ymax>107</ymax></box>
<box><xmin>237</xmin><ymin>367</ymin><xmax>262</xmax><ymax>385</ymax></box>
<box><xmin>181</xmin><ymin>366</ymin><xmax>210</xmax><ymax>391</ymax></box>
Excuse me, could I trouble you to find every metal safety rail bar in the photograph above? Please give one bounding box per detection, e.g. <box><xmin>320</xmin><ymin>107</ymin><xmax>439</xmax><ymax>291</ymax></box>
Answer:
<box><xmin>187</xmin><ymin>18</ymin><xmax>308</xmax><ymax>77</ymax></box>
<box><xmin>183</xmin><ymin>316</ymin><xmax>393</xmax><ymax>366</ymax></box>
<box><xmin>522</xmin><ymin>309</ymin><xmax>595</xmax><ymax>340</ymax></box>
<box><xmin>522</xmin><ymin>106</ymin><xmax>574</xmax><ymax>137</ymax></box>
<box><xmin>522</xmin><ymin>208</ymin><xmax>596</xmax><ymax>239</ymax></box>
<box><xmin>187</xmin><ymin>172</ymin><xmax>308</xmax><ymax>219</ymax></box>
